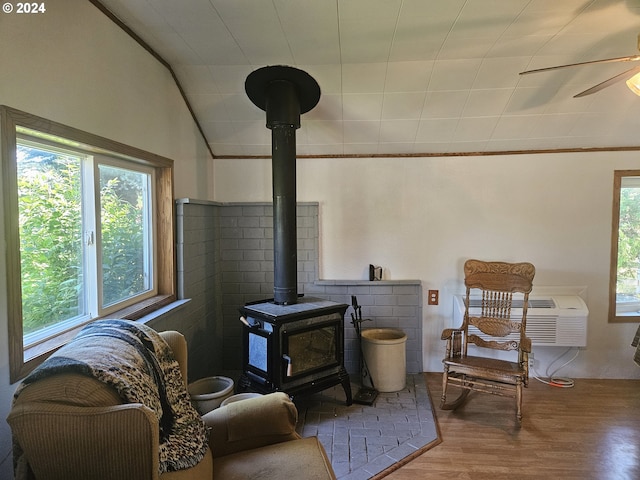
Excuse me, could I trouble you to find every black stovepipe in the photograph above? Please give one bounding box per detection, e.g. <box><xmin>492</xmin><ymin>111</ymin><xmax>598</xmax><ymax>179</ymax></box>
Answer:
<box><xmin>245</xmin><ymin>66</ymin><xmax>320</xmax><ymax>305</ymax></box>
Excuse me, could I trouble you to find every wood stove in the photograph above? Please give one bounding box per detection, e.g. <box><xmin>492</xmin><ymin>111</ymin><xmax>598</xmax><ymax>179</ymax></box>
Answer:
<box><xmin>237</xmin><ymin>65</ymin><xmax>352</xmax><ymax>404</ymax></box>
<box><xmin>238</xmin><ymin>297</ymin><xmax>352</xmax><ymax>404</ymax></box>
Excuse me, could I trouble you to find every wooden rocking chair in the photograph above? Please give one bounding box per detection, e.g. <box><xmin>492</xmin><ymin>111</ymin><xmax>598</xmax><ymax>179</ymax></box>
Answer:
<box><xmin>441</xmin><ymin>259</ymin><xmax>536</xmax><ymax>424</ymax></box>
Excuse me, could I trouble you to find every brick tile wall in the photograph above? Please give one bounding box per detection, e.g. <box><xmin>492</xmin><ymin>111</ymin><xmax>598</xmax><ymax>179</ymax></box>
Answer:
<box><xmin>175</xmin><ymin>199</ymin><xmax>423</xmax><ymax>380</ymax></box>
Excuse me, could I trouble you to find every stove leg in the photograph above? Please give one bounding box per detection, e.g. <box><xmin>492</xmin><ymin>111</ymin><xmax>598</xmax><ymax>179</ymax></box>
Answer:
<box><xmin>341</xmin><ymin>372</ymin><xmax>353</xmax><ymax>406</ymax></box>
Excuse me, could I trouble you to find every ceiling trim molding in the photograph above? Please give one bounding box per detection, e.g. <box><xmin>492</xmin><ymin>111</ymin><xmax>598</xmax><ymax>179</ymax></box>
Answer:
<box><xmin>213</xmin><ymin>145</ymin><xmax>640</xmax><ymax>160</ymax></box>
<box><xmin>89</xmin><ymin>0</ymin><xmax>216</xmax><ymax>160</ymax></box>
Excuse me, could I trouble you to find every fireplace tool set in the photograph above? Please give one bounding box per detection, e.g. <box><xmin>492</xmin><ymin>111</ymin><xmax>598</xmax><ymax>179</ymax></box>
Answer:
<box><xmin>350</xmin><ymin>296</ymin><xmax>378</xmax><ymax>405</ymax></box>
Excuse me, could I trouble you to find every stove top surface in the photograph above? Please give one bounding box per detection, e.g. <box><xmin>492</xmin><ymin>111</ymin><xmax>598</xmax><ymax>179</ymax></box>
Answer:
<box><xmin>243</xmin><ymin>296</ymin><xmax>347</xmax><ymax>319</ymax></box>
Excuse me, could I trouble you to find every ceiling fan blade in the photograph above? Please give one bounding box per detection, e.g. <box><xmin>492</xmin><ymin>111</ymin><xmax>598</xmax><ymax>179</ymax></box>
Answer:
<box><xmin>520</xmin><ymin>55</ymin><xmax>640</xmax><ymax>75</ymax></box>
<box><xmin>573</xmin><ymin>65</ymin><xmax>640</xmax><ymax>97</ymax></box>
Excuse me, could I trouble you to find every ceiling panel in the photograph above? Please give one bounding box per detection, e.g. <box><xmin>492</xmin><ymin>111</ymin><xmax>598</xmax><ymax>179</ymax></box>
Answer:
<box><xmin>97</xmin><ymin>0</ymin><xmax>640</xmax><ymax>157</ymax></box>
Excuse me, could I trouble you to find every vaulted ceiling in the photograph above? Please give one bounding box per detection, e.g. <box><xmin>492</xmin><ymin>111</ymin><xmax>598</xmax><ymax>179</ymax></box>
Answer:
<box><xmin>97</xmin><ymin>0</ymin><xmax>640</xmax><ymax>157</ymax></box>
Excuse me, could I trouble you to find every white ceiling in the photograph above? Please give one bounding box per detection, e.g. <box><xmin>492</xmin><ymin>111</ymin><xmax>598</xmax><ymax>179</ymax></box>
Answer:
<box><xmin>97</xmin><ymin>0</ymin><xmax>640</xmax><ymax>158</ymax></box>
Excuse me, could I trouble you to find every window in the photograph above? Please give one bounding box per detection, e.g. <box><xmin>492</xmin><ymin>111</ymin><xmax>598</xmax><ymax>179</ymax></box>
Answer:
<box><xmin>2</xmin><ymin>106</ymin><xmax>176</xmax><ymax>382</ymax></box>
<box><xmin>609</xmin><ymin>170</ymin><xmax>640</xmax><ymax>322</ymax></box>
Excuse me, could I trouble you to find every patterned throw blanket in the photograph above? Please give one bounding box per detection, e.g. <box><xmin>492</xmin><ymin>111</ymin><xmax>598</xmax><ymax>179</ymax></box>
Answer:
<box><xmin>15</xmin><ymin>319</ymin><xmax>209</xmax><ymax>474</ymax></box>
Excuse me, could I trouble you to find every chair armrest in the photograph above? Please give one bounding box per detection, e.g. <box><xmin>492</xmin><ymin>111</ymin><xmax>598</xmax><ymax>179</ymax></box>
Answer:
<box><xmin>203</xmin><ymin>392</ymin><xmax>300</xmax><ymax>457</ymax></box>
<box><xmin>441</xmin><ymin>328</ymin><xmax>461</xmax><ymax>340</ymax></box>
<box><xmin>8</xmin><ymin>402</ymin><xmax>159</xmax><ymax>480</ymax></box>
<box><xmin>442</xmin><ymin>328</ymin><xmax>464</xmax><ymax>358</ymax></box>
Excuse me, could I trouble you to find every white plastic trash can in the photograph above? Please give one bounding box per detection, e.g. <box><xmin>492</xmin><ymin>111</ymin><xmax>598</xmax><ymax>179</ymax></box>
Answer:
<box><xmin>188</xmin><ymin>376</ymin><xmax>234</xmax><ymax>415</ymax></box>
<box><xmin>361</xmin><ymin>328</ymin><xmax>407</xmax><ymax>392</ymax></box>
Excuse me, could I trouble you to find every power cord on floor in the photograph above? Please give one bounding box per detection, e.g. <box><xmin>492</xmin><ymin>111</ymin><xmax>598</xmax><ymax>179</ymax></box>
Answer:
<box><xmin>531</xmin><ymin>347</ymin><xmax>579</xmax><ymax>388</ymax></box>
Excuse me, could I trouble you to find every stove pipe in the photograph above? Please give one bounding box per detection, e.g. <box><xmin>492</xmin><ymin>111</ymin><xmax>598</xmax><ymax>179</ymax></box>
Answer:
<box><xmin>245</xmin><ymin>66</ymin><xmax>321</xmax><ymax>305</ymax></box>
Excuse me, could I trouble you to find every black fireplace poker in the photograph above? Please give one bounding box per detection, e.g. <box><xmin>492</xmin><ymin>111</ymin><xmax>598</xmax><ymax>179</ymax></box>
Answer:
<box><xmin>245</xmin><ymin>66</ymin><xmax>321</xmax><ymax>305</ymax></box>
<box><xmin>350</xmin><ymin>296</ymin><xmax>378</xmax><ymax>405</ymax></box>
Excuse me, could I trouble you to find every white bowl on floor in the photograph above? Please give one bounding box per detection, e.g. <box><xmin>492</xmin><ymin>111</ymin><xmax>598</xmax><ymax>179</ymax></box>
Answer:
<box><xmin>188</xmin><ymin>376</ymin><xmax>235</xmax><ymax>414</ymax></box>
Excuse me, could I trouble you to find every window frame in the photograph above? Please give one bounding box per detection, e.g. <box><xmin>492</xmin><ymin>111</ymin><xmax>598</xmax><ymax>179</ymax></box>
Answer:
<box><xmin>2</xmin><ymin>106</ymin><xmax>176</xmax><ymax>383</ymax></box>
<box><xmin>94</xmin><ymin>156</ymin><xmax>157</xmax><ymax>312</ymax></box>
<box><xmin>609</xmin><ymin>169</ymin><xmax>640</xmax><ymax>323</ymax></box>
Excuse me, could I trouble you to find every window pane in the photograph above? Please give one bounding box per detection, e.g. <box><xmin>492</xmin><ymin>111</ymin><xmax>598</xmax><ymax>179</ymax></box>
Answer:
<box><xmin>17</xmin><ymin>143</ymin><xmax>85</xmax><ymax>336</ymax></box>
<box><xmin>99</xmin><ymin>164</ymin><xmax>151</xmax><ymax>307</ymax></box>
<box><xmin>616</xmin><ymin>177</ymin><xmax>640</xmax><ymax>315</ymax></box>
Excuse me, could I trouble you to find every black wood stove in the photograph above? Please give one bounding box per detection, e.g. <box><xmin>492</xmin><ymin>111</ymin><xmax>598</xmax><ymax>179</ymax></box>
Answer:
<box><xmin>238</xmin><ymin>297</ymin><xmax>352</xmax><ymax>403</ymax></box>
<box><xmin>237</xmin><ymin>66</ymin><xmax>352</xmax><ymax>405</ymax></box>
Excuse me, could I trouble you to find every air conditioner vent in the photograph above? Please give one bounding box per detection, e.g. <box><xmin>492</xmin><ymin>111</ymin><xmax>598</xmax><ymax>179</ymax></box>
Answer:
<box><xmin>467</xmin><ymin>298</ymin><xmax>556</xmax><ymax>309</ymax></box>
<box><xmin>454</xmin><ymin>294</ymin><xmax>588</xmax><ymax>347</ymax></box>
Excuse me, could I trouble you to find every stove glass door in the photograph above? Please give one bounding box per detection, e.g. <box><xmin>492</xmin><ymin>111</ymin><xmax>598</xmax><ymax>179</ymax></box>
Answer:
<box><xmin>285</xmin><ymin>324</ymin><xmax>338</xmax><ymax>377</ymax></box>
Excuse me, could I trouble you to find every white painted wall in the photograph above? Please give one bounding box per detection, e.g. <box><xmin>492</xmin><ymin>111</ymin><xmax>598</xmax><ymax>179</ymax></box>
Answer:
<box><xmin>0</xmin><ymin>1</ymin><xmax>212</xmax><ymax>200</ymax></box>
<box><xmin>213</xmin><ymin>152</ymin><xmax>640</xmax><ymax>381</ymax></box>
<box><xmin>0</xmin><ymin>1</ymin><xmax>212</xmax><ymax>476</ymax></box>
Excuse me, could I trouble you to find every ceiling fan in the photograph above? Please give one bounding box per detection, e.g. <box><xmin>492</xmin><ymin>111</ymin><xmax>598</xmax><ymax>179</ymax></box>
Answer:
<box><xmin>519</xmin><ymin>35</ymin><xmax>640</xmax><ymax>98</ymax></box>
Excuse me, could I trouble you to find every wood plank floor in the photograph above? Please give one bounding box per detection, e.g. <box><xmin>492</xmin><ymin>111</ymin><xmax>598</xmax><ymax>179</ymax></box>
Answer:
<box><xmin>385</xmin><ymin>373</ymin><xmax>640</xmax><ymax>480</ymax></box>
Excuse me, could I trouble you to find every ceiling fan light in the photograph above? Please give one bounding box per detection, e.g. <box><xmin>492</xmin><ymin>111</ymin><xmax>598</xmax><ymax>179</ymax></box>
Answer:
<box><xmin>626</xmin><ymin>72</ymin><xmax>640</xmax><ymax>96</ymax></box>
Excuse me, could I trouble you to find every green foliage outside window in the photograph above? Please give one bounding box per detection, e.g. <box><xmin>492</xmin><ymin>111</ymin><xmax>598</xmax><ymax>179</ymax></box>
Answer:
<box><xmin>617</xmin><ymin>186</ymin><xmax>640</xmax><ymax>298</ymax></box>
<box><xmin>100</xmin><ymin>165</ymin><xmax>147</xmax><ymax>307</ymax></box>
<box><xmin>18</xmin><ymin>148</ymin><xmax>83</xmax><ymax>334</ymax></box>
<box><xmin>18</xmin><ymin>145</ymin><xmax>147</xmax><ymax>336</ymax></box>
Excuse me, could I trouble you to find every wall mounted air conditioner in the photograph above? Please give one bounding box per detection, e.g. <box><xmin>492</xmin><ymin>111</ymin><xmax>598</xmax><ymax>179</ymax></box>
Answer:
<box><xmin>452</xmin><ymin>295</ymin><xmax>588</xmax><ymax>347</ymax></box>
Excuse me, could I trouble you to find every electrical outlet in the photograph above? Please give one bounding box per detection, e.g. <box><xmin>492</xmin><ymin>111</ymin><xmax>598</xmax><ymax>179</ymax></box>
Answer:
<box><xmin>528</xmin><ymin>353</ymin><xmax>535</xmax><ymax>368</ymax></box>
<box><xmin>428</xmin><ymin>290</ymin><xmax>439</xmax><ymax>305</ymax></box>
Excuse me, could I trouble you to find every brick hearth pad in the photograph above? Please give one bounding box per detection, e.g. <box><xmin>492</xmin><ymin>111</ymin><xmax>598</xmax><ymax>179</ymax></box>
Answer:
<box><xmin>294</xmin><ymin>373</ymin><xmax>440</xmax><ymax>480</ymax></box>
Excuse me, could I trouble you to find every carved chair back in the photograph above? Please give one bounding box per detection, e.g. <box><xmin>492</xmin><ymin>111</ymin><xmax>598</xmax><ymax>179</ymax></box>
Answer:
<box><xmin>461</xmin><ymin>260</ymin><xmax>535</xmax><ymax>359</ymax></box>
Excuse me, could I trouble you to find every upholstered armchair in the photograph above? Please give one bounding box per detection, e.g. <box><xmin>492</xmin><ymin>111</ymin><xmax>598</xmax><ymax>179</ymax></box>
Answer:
<box><xmin>7</xmin><ymin>330</ymin><xmax>336</xmax><ymax>480</ymax></box>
